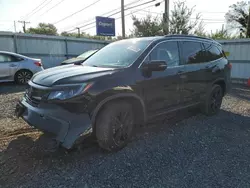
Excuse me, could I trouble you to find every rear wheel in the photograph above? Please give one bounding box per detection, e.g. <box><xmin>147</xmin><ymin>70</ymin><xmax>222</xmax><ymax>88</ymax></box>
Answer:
<box><xmin>96</xmin><ymin>101</ymin><xmax>134</xmax><ymax>151</ymax></box>
<box><xmin>15</xmin><ymin>70</ymin><xmax>33</xmax><ymax>84</ymax></box>
<box><xmin>202</xmin><ymin>84</ymin><xmax>223</xmax><ymax>116</ymax></box>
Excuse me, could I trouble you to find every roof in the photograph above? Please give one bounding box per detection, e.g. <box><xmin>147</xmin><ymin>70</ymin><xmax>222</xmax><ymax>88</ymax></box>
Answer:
<box><xmin>119</xmin><ymin>35</ymin><xmax>220</xmax><ymax>45</ymax></box>
<box><xmin>0</xmin><ymin>51</ymin><xmax>30</xmax><ymax>59</ymax></box>
<box><xmin>164</xmin><ymin>34</ymin><xmax>221</xmax><ymax>46</ymax></box>
<box><xmin>165</xmin><ymin>34</ymin><xmax>213</xmax><ymax>41</ymax></box>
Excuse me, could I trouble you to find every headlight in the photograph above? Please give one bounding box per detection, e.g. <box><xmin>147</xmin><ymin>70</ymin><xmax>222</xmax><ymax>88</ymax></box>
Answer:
<box><xmin>48</xmin><ymin>83</ymin><xmax>92</xmax><ymax>100</ymax></box>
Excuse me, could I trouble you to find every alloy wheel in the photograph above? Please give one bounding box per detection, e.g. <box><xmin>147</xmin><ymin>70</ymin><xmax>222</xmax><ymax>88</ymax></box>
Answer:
<box><xmin>210</xmin><ymin>87</ymin><xmax>222</xmax><ymax>113</ymax></box>
<box><xmin>111</xmin><ymin>110</ymin><xmax>133</xmax><ymax>146</ymax></box>
<box><xmin>17</xmin><ymin>71</ymin><xmax>32</xmax><ymax>84</ymax></box>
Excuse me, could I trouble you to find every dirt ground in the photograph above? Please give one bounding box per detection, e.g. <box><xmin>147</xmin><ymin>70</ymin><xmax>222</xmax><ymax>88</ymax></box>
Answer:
<box><xmin>0</xmin><ymin>83</ymin><xmax>250</xmax><ymax>188</ymax></box>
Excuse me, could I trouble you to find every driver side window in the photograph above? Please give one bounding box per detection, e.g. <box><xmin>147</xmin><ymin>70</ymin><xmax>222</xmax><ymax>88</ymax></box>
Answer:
<box><xmin>145</xmin><ymin>41</ymin><xmax>180</xmax><ymax>67</ymax></box>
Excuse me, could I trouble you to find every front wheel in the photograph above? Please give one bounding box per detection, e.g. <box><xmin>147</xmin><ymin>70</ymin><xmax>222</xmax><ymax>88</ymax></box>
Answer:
<box><xmin>202</xmin><ymin>84</ymin><xmax>223</xmax><ymax>116</ymax></box>
<box><xmin>96</xmin><ymin>101</ymin><xmax>134</xmax><ymax>151</ymax></box>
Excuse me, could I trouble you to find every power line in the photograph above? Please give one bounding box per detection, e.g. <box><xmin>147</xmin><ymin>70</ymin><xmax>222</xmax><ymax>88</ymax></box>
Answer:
<box><xmin>136</xmin><ymin>11</ymin><xmax>225</xmax><ymax>21</ymax></box>
<box><xmin>81</xmin><ymin>6</ymin><xmax>225</xmax><ymax>33</ymax></box>
<box><xmin>26</xmin><ymin>0</ymin><xmax>53</xmax><ymax>21</ymax></box>
<box><xmin>36</xmin><ymin>0</ymin><xmax>67</xmax><ymax>18</ymax></box>
<box><xmin>134</xmin><ymin>9</ymin><xmax>226</xmax><ymax>21</ymax></box>
<box><xmin>61</xmin><ymin>0</ymin><xmax>143</xmax><ymax>31</ymax></box>
<box><xmin>53</xmin><ymin>0</ymin><xmax>102</xmax><ymax>25</ymax></box>
<box><xmin>18</xmin><ymin>21</ymin><xmax>30</xmax><ymax>33</ymax></box>
<box><xmin>66</xmin><ymin>0</ymin><xmax>159</xmax><ymax>32</ymax></box>
<box><xmin>81</xmin><ymin>3</ymin><xmax>161</xmax><ymax>32</ymax></box>
<box><xmin>20</xmin><ymin>0</ymin><xmax>50</xmax><ymax>20</ymax></box>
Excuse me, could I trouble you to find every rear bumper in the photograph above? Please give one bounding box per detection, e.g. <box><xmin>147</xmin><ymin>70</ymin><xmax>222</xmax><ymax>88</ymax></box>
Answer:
<box><xmin>16</xmin><ymin>98</ymin><xmax>92</xmax><ymax>149</ymax></box>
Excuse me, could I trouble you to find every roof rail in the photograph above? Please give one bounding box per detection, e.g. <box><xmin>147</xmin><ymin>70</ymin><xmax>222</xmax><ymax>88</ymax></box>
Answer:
<box><xmin>164</xmin><ymin>34</ymin><xmax>213</xmax><ymax>41</ymax></box>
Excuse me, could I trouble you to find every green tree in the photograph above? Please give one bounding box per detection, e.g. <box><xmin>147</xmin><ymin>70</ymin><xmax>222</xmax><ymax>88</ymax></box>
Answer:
<box><xmin>61</xmin><ymin>31</ymin><xmax>78</xmax><ymax>37</ymax></box>
<box><xmin>131</xmin><ymin>14</ymin><xmax>164</xmax><ymax>37</ymax></box>
<box><xmin>131</xmin><ymin>1</ymin><xmax>203</xmax><ymax>36</ymax></box>
<box><xmin>61</xmin><ymin>31</ymin><xmax>112</xmax><ymax>40</ymax></box>
<box><xmin>194</xmin><ymin>21</ymin><xmax>206</xmax><ymax>37</ymax></box>
<box><xmin>27</xmin><ymin>23</ymin><xmax>58</xmax><ymax>35</ymax></box>
<box><xmin>225</xmin><ymin>1</ymin><xmax>249</xmax><ymax>37</ymax></box>
<box><xmin>169</xmin><ymin>1</ymin><xmax>202</xmax><ymax>34</ymax></box>
<box><xmin>209</xmin><ymin>25</ymin><xmax>232</xmax><ymax>39</ymax></box>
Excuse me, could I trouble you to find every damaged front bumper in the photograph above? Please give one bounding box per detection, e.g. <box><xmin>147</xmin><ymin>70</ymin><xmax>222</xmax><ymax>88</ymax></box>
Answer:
<box><xmin>15</xmin><ymin>98</ymin><xmax>92</xmax><ymax>149</ymax></box>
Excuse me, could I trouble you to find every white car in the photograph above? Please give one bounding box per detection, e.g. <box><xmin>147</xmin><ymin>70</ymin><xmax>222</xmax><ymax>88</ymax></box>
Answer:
<box><xmin>0</xmin><ymin>51</ymin><xmax>44</xmax><ymax>84</ymax></box>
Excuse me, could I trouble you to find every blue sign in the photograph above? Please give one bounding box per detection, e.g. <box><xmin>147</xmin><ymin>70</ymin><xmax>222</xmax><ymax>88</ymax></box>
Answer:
<box><xmin>96</xmin><ymin>16</ymin><xmax>115</xmax><ymax>36</ymax></box>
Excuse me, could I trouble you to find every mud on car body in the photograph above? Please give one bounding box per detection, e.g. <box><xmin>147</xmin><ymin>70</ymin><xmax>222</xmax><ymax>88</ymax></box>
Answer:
<box><xmin>15</xmin><ymin>35</ymin><xmax>231</xmax><ymax>151</ymax></box>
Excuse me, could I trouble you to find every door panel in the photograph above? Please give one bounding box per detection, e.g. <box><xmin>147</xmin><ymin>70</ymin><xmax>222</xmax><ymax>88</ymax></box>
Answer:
<box><xmin>139</xmin><ymin>41</ymin><xmax>182</xmax><ymax>116</ymax></box>
<box><xmin>0</xmin><ymin>54</ymin><xmax>11</xmax><ymax>80</ymax></box>
<box><xmin>0</xmin><ymin>63</ymin><xmax>11</xmax><ymax>79</ymax></box>
<box><xmin>179</xmin><ymin>41</ymin><xmax>207</xmax><ymax>105</ymax></box>
<box><xmin>0</xmin><ymin>53</ymin><xmax>20</xmax><ymax>80</ymax></box>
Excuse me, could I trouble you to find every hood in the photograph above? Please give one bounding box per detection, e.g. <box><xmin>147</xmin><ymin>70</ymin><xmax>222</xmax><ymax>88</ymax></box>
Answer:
<box><xmin>32</xmin><ymin>64</ymin><xmax>117</xmax><ymax>86</ymax></box>
<box><xmin>61</xmin><ymin>57</ymin><xmax>86</xmax><ymax>65</ymax></box>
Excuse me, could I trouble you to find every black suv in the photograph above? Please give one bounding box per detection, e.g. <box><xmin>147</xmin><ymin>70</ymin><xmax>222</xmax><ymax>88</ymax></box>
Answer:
<box><xmin>15</xmin><ymin>35</ymin><xmax>231</xmax><ymax>151</ymax></box>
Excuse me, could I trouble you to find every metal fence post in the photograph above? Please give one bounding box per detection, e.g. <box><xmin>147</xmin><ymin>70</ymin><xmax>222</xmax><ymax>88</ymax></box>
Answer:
<box><xmin>65</xmin><ymin>38</ymin><xmax>68</xmax><ymax>59</ymax></box>
<box><xmin>13</xmin><ymin>33</ymin><xmax>18</xmax><ymax>53</ymax></box>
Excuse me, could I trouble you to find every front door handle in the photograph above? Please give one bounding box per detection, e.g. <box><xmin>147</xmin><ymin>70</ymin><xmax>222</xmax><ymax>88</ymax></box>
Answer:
<box><xmin>179</xmin><ymin>74</ymin><xmax>187</xmax><ymax>79</ymax></box>
<box><xmin>9</xmin><ymin>64</ymin><xmax>17</xmax><ymax>67</ymax></box>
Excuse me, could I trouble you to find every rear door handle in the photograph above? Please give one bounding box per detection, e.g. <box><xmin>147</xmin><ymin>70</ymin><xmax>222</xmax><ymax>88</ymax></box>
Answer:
<box><xmin>180</xmin><ymin>74</ymin><xmax>186</xmax><ymax>79</ymax></box>
<box><xmin>178</xmin><ymin>70</ymin><xmax>186</xmax><ymax>79</ymax></box>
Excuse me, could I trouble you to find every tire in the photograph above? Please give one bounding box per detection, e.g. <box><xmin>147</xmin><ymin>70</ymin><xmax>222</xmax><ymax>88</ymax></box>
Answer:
<box><xmin>96</xmin><ymin>101</ymin><xmax>135</xmax><ymax>151</ymax></box>
<box><xmin>15</xmin><ymin>70</ymin><xmax>33</xmax><ymax>84</ymax></box>
<box><xmin>202</xmin><ymin>84</ymin><xmax>223</xmax><ymax>116</ymax></box>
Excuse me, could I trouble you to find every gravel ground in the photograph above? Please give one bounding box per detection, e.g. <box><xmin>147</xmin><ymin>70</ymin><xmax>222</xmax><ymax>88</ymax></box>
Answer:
<box><xmin>0</xmin><ymin>84</ymin><xmax>250</xmax><ymax>188</ymax></box>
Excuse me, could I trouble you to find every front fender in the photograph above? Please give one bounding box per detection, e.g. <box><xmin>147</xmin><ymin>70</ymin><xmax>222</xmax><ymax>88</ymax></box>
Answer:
<box><xmin>91</xmin><ymin>92</ymin><xmax>147</xmax><ymax>127</ymax></box>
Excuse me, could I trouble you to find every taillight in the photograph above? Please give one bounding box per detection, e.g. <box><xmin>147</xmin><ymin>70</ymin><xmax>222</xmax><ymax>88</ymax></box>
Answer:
<box><xmin>34</xmin><ymin>61</ymin><xmax>42</xmax><ymax>67</ymax></box>
<box><xmin>228</xmin><ymin>62</ymin><xmax>232</xmax><ymax>69</ymax></box>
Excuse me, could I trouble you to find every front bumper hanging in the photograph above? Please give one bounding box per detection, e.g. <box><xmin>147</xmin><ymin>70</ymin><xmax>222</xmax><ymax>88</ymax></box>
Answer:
<box><xmin>15</xmin><ymin>98</ymin><xmax>92</xmax><ymax>149</ymax></box>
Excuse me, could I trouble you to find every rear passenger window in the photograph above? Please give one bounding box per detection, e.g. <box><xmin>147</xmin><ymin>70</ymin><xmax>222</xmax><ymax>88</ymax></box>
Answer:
<box><xmin>147</xmin><ymin>41</ymin><xmax>180</xmax><ymax>67</ymax></box>
<box><xmin>0</xmin><ymin>54</ymin><xmax>21</xmax><ymax>62</ymax></box>
<box><xmin>203</xmin><ymin>43</ymin><xmax>223</xmax><ymax>62</ymax></box>
<box><xmin>181</xmin><ymin>41</ymin><xmax>204</xmax><ymax>64</ymax></box>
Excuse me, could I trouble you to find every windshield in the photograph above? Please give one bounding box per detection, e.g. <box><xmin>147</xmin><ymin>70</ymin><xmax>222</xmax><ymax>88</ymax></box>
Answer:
<box><xmin>77</xmin><ymin>50</ymin><xmax>97</xmax><ymax>59</ymax></box>
<box><xmin>83</xmin><ymin>39</ymin><xmax>152</xmax><ymax>68</ymax></box>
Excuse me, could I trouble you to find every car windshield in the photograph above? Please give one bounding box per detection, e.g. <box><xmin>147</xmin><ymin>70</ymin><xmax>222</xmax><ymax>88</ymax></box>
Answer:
<box><xmin>83</xmin><ymin>39</ymin><xmax>152</xmax><ymax>68</ymax></box>
<box><xmin>77</xmin><ymin>50</ymin><xmax>97</xmax><ymax>59</ymax></box>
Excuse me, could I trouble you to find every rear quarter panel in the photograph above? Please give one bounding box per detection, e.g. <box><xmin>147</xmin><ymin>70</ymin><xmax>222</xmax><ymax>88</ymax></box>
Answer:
<box><xmin>18</xmin><ymin>59</ymin><xmax>43</xmax><ymax>74</ymax></box>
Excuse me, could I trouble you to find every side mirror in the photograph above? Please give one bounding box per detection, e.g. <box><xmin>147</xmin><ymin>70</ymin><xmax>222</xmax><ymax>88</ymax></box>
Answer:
<box><xmin>142</xmin><ymin>60</ymin><xmax>167</xmax><ymax>72</ymax></box>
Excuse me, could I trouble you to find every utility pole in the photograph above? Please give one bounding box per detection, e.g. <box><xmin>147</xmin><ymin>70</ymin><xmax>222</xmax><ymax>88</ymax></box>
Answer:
<box><xmin>121</xmin><ymin>0</ymin><xmax>125</xmax><ymax>38</ymax></box>
<box><xmin>247</xmin><ymin>6</ymin><xmax>250</xmax><ymax>38</ymax></box>
<box><xmin>163</xmin><ymin>0</ymin><xmax>169</xmax><ymax>35</ymax></box>
<box><xmin>18</xmin><ymin>21</ymin><xmax>30</xmax><ymax>33</ymax></box>
<box><xmin>14</xmin><ymin>21</ymin><xmax>17</xmax><ymax>33</ymax></box>
<box><xmin>76</xmin><ymin>27</ymin><xmax>81</xmax><ymax>37</ymax></box>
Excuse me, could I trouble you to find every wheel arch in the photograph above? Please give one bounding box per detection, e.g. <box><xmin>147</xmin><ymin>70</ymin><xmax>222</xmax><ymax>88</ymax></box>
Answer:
<box><xmin>91</xmin><ymin>93</ymin><xmax>147</xmax><ymax>133</ymax></box>
<box><xmin>212</xmin><ymin>78</ymin><xmax>226</xmax><ymax>95</ymax></box>
<box><xmin>14</xmin><ymin>69</ymin><xmax>33</xmax><ymax>81</ymax></box>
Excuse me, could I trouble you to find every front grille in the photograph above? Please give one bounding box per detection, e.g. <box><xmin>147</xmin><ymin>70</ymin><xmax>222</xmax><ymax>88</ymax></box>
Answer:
<box><xmin>25</xmin><ymin>86</ymin><xmax>49</xmax><ymax>106</ymax></box>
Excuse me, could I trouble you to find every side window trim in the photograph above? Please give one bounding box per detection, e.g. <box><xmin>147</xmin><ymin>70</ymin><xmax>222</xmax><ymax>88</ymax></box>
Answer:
<box><xmin>178</xmin><ymin>41</ymin><xmax>185</xmax><ymax>65</ymax></box>
<box><xmin>139</xmin><ymin>40</ymin><xmax>181</xmax><ymax>68</ymax></box>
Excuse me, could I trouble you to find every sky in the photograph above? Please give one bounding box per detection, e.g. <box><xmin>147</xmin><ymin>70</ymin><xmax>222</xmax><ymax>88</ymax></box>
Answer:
<box><xmin>0</xmin><ymin>0</ymin><xmax>242</xmax><ymax>36</ymax></box>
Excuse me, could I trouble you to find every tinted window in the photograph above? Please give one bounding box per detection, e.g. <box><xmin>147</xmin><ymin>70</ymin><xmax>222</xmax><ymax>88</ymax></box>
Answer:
<box><xmin>0</xmin><ymin>54</ymin><xmax>20</xmax><ymax>62</ymax></box>
<box><xmin>147</xmin><ymin>41</ymin><xmax>179</xmax><ymax>67</ymax></box>
<box><xmin>181</xmin><ymin>41</ymin><xmax>204</xmax><ymax>64</ymax></box>
<box><xmin>203</xmin><ymin>43</ymin><xmax>223</xmax><ymax>61</ymax></box>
